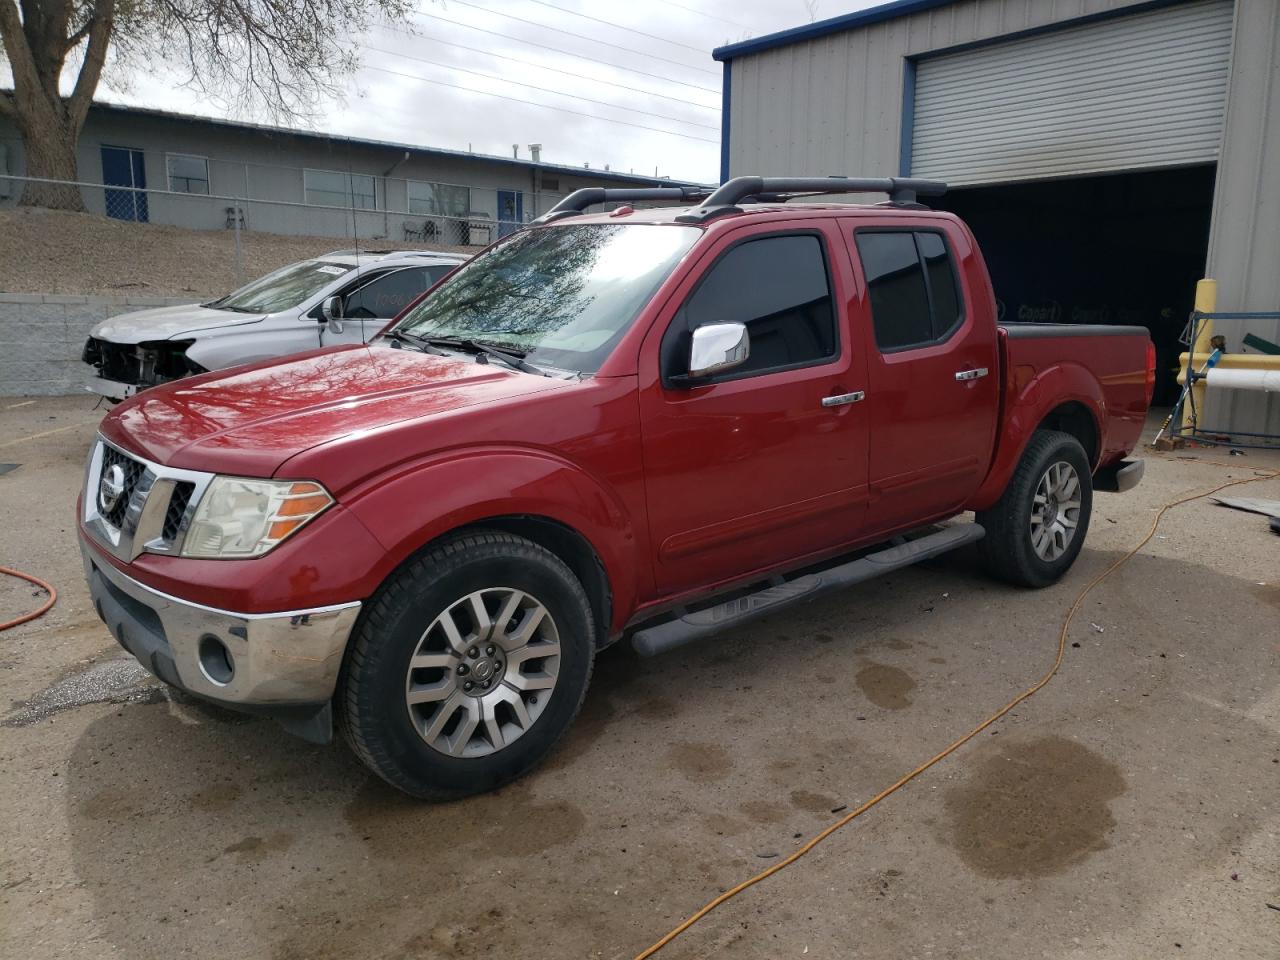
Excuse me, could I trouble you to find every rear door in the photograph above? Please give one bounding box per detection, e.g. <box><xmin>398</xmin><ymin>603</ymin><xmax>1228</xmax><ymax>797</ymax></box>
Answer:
<box><xmin>638</xmin><ymin>219</ymin><xmax>870</xmax><ymax>595</ymax></box>
<box><xmin>846</xmin><ymin>221</ymin><xmax>999</xmax><ymax>534</ymax></box>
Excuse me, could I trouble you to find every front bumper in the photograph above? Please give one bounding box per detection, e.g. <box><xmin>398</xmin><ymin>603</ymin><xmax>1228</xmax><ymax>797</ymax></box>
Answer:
<box><xmin>81</xmin><ymin>535</ymin><xmax>360</xmax><ymax>741</ymax></box>
<box><xmin>84</xmin><ymin>377</ymin><xmax>137</xmax><ymax>401</ymax></box>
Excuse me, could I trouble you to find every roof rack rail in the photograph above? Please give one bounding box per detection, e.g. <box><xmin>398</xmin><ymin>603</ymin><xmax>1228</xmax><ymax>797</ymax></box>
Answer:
<box><xmin>531</xmin><ymin>185</ymin><xmax>714</xmax><ymax>224</ymax></box>
<box><xmin>673</xmin><ymin>176</ymin><xmax>948</xmax><ymax>224</ymax></box>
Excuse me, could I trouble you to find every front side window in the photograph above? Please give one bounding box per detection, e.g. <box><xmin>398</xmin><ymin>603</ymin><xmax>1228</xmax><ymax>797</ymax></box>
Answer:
<box><xmin>167</xmin><ymin>155</ymin><xmax>209</xmax><ymax>194</ymax></box>
<box><xmin>210</xmin><ymin>259</ymin><xmax>355</xmax><ymax>314</ymax></box>
<box><xmin>855</xmin><ymin>230</ymin><xmax>963</xmax><ymax>351</ymax></box>
<box><xmin>394</xmin><ymin>224</ymin><xmax>698</xmax><ymax>374</ymax></box>
<box><xmin>664</xmin><ymin>233</ymin><xmax>837</xmax><ymax>380</ymax></box>
<box><xmin>408</xmin><ymin>181</ymin><xmax>470</xmax><ymax>217</ymax></box>
<box><xmin>304</xmin><ymin>169</ymin><xmax>377</xmax><ymax>210</ymax></box>
<box><xmin>344</xmin><ymin>267</ymin><xmax>437</xmax><ymax>320</ymax></box>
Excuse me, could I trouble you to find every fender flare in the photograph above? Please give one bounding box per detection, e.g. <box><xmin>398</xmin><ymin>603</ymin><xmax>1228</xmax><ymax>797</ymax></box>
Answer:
<box><xmin>967</xmin><ymin>361</ymin><xmax>1105</xmax><ymax>512</ymax></box>
<box><xmin>344</xmin><ymin>447</ymin><xmax>642</xmax><ymax>634</ymax></box>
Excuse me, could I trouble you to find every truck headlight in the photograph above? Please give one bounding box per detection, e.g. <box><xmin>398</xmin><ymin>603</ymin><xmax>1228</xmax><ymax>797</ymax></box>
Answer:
<box><xmin>182</xmin><ymin>477</ymin><xmax>333</xmax><ymax>558</ymax></box>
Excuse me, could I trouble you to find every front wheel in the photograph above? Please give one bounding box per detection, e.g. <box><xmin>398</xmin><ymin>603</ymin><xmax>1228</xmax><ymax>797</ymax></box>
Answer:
<box><xmin>338</xmin><ymin>531</ymin><xmax>595</xmax><ymax>799</ymax></box>
<box><xmin>977</xmin><ymin>429</ymin><xmax>1093</xmax><ymax>588</ymax></box>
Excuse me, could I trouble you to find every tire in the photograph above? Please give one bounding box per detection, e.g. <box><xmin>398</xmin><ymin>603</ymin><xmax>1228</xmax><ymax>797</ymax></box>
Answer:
<box><xmin>338</xmin><ymin>531</ymin><xmax>595</xmax><ymax>800</ymax></box>
<box><xmin>977</xmin><ymin>429</ymin><xmax>1093</xmax><ymax>588</ymax></box>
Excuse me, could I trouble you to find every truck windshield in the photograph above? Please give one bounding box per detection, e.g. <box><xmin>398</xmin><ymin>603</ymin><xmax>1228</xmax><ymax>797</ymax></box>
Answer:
<box><xmin>392</xmin><ymin>223</ymin><xmax>698</xmax><ymax>373</ymax></box>
<box><xmin>209</xmin><ymin>259</ymin><xmax>356</xmax><ymax>314</ymax></box>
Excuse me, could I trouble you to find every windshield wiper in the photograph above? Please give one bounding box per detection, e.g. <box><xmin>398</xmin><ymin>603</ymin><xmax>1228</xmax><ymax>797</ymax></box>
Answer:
<box><xmin>385</xmin><ymin>329</ymin><xmax>445</xmax><ymax>354</ymax></box>
<box><xmin>422</xmin><ymin>336</ymin><xmax>548</xmax><ymax>376</ymax></box>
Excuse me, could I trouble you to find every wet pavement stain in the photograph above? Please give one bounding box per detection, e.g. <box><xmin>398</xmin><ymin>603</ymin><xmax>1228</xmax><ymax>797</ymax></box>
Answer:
<box><xmin>943</xmin><ymin>736</ymin><xmax>1126</xmax><ymax>878</ymax></box>
<box><xmin>344</xmin><ymin>778</ymin><xmax>585</xmax><ymax>861</ymax></box>
<box><xmin>222</xmin><ymin>832</ymin><xmax>296</xmax><ymax>862</ymax></box>
<box><xmin>855</xmin><ymin>662</ymin><xmax>916</xmax><ymax>710</ymax></box>
<box><xmin>789</xmin><ymin>789</ymin><xmax>838</xmax><ymax>814</ymax></box>
<box><xmin>669</xmin><ymin>741</ymin><xmax>733</xmax><ymax>783</ymax></box>
<box><xmin>1251</xmin><ymin>582</ymin><xmax>1280</xmax><ymax>610</ymax></box>
<box><xmin>4</xmin><ymin>654</ymin><xmax>163</xmax><ymax>727</ymax></box>
<box><xmin>739</xmin><ymin>800</ymin><xmax>786</xmax><ymax>824</ymax></box>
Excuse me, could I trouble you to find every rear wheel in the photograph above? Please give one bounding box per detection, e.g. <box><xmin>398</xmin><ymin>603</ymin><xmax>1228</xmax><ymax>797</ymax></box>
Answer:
<box><xmin>977</xmin><ymin>429</ymin><xmax>1092</xmax><ymax>588</ymax></box>
<box><xmin>338</xmin><ymin>531</ymin><xmax>595</xmax><ymax>799</ymax></box>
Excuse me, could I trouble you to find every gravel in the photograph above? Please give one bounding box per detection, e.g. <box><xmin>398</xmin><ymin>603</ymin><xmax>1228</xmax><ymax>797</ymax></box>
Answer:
<box><xmin>0</xmin><ymin>207</ymin><xmax>475</xmax><ymax>298</ymax></box>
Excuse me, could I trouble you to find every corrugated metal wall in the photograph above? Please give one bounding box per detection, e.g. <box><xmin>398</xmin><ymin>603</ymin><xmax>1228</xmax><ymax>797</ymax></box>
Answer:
<box><xmin>911</xmin><ymin>0</ymin><xmax>1233</xmax><ymax>184</ymax></box>
<box><xmin>1204</xmin><ymin>0</ymin><xmax>1280</xmax><ymax>437</ymax></box>
<box><xmin>727</xmin><ymin>0</ymin><xmax>1279</xmax><ymax>438</ymax></box>
<box><xmin>727</xmin><ymin>0</ymin><xmax>1159</xmax><ymax>181</ymax></box>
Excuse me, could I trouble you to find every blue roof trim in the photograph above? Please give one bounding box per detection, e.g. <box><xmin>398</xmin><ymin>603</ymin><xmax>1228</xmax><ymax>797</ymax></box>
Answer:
<box><xmin>81</xmin><ymin>100</ymin><xmax>706</xmax><ymax>187</ymax></box>
<box><xmin>713</xmin><ymin>0</ymin><xmax>959</xmax><ymax>61</ymax></box>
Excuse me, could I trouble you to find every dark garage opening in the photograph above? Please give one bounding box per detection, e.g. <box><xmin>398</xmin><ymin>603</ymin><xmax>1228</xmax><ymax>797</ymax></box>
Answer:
<box><xmin>933</xmin><ymin>165</ymin><xmax>1216</xmax><ymax>406</ymax></box>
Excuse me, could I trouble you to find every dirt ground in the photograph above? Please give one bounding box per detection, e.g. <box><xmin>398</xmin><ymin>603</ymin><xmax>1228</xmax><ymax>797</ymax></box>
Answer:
<box><xmin>0</xmin><ymin>208</ymin><xmax>474</xmax><ymax>298</ymax></box>
<box><xmin>1</xmin><ymin>397</ymin><xmax>1278</xmax><ymax>960</ymax></box>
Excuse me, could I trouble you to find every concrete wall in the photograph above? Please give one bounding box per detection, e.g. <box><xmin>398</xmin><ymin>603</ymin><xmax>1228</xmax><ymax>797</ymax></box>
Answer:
<box><xmin>0</xmin><ymin>293</ymin><xmax>189</xmax><ymax>397</ymax></box>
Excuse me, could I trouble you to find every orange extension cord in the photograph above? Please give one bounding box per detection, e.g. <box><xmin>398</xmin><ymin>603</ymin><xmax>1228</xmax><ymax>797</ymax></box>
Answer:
<box><xmin>634</xmin><ymin>459</ymin><xmax>1280</xmax><ymax>959</ymax></box>
<box><xmin>0</xmin><ymin>565</ymin><xmax>57</xmax><ymax>631</ymax></box>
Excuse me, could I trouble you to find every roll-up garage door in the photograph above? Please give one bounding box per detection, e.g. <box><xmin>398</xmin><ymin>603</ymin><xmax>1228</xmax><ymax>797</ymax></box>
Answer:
<box><xmin>910</xmin><ymin>0</ymin><xmax>1234</xmax><ymax>185</ymax></box>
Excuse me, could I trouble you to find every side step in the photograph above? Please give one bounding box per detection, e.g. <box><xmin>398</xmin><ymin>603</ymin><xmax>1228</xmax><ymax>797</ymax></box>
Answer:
<box><xmin>631</xmin><ymin>523</ymin><xmax>985</xmax><ymax>658</ymax></box>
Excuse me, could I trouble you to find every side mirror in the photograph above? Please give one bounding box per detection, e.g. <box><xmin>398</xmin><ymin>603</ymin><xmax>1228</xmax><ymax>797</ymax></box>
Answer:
<box><xmin>320</xmin><ymin>295</ymin><xmax>344</xmax><ymax>334</ymax></box>
<box><xmin>687</xmin><ymin>322</ymin><xmax>750</xmax><ymax>380</ymax></box>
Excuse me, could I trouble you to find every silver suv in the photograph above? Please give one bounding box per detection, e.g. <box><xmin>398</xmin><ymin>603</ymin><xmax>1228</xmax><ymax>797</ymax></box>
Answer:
<box><xmin>82</xmin><ymin>249</ymin><xmax>469</xmax><ymax>401</ymax></box>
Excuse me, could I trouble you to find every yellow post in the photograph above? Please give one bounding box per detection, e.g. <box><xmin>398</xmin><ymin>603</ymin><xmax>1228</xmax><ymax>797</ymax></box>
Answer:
<box><xmin>1179</xmin><ymin>278</ymin><xmax>1217</xmax><ymax>432</ymax></box>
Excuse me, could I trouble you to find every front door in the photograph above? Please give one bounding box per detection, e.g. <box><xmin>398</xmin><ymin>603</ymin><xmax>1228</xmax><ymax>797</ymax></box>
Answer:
<box><xmin>639</xmin><ymin>219</ymin><xmax>870</xmax><ymax>595</ymax></box>
<box><xmin>101</xmin><ymin>146</ymin><xmax>148</xmax><ymax>222</ymax></box>
<box><xmin>497</xmin><ymin>190</ymin><xmax>523</xmax><ymax>238</ymax></box>
<box><xmin>847</xmin><ymin>224</ymin><xmax>999</xmax><ymax>534</ymax></box>
<box><xmin>321</xmin><ymin>265</ymin><xmax>453</xmax><ymax>346</ymax></box>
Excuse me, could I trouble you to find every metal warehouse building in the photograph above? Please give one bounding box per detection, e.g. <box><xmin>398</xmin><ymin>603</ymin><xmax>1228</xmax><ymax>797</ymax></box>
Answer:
<box><xmin>714</xmin><ymin>0</ymin><xmax>1280</xmax><ymax>437</ymax></box>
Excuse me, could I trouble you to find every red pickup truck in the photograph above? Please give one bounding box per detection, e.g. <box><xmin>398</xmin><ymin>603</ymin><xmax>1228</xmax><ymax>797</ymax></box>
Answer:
<box><xmin>79</xmin><ymin>176</ymin><xmax>1153</xmax><ymax>799</ymax></box>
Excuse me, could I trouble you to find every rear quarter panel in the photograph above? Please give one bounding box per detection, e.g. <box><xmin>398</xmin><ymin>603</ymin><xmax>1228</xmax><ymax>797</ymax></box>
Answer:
<box><xmin>967</xmin><ymin>325</ymin><xmax>1150</xmax><ymax>512</ymax></box>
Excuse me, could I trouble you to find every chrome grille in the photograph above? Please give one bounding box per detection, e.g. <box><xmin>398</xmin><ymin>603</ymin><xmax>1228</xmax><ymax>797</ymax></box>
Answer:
<box><xmin>84</xmin><ymin>438</ymin><xmax>214</xmax><ymax>561</ymax></box>
<box><xmin>163</xmin><ymin>482</ymin><xmax>195</xmax><ymax>541</ymax></box>
<box><xmin>98</xmin><ymin>444</ymin><xmax>147</xmax><ymax>528</ymax></box>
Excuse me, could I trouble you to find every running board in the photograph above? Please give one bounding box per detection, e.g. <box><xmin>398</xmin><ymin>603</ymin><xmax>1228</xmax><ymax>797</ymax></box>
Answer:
<box><xmin>631</xmin><ymin>523</ymin><xmax>985</xmax><ymax>658</ymax></box>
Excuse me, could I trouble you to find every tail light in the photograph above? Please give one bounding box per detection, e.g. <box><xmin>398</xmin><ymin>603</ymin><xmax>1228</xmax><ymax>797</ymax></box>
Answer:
<box><xmin>1144</xmin><ymin>340</ymin><xmax>1156</xmax><ymax>404</ymax></box>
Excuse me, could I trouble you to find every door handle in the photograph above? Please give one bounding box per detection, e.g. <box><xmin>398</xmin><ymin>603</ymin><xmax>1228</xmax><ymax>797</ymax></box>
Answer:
<box><xmin>821</xmin><ymin>390</ymin><xmax>865</xmax><ymax>408</ymax></box>
<box><xmin>954</xmin><ymin>367</ymin><xmax>989</xmax><ymax>382</ymax></box>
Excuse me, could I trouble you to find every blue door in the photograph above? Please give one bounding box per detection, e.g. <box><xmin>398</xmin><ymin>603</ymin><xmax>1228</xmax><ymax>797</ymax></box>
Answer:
<box><xmin>497</xmin><ymin>190</ymin><xmax>523</xmax><ymax>238</ymax></box>
<box><xmin>101</xmin><ymin>146</ymin><xmax>148</xmax><ymax>222</ymax></box>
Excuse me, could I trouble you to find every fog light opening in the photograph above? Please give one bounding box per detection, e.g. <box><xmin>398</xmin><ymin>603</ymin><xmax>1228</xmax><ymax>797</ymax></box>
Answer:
<box><xmin>198</xmin><ymin>634</ymin><xmax>235</xmax><ymax>686</ymax></box>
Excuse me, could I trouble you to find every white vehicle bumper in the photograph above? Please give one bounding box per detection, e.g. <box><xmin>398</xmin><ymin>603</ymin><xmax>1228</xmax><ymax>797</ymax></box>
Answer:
<box><xmin>84</xmin><ymin>378</ymin><xmax>137</xmax><ymax>401</ymax></box>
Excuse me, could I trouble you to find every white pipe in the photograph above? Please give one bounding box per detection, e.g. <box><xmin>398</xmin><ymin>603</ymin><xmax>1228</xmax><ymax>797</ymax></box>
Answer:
<box><xmin>1203</xmin><ymin>367</ymin><xmax>1280</xmax><ymax>392</ymax></box>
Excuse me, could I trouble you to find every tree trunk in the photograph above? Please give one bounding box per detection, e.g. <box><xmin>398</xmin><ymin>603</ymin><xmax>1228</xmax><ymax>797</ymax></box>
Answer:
<box><xmin>17</xmin><ymin>115</ymin><xmax>85</xmax><ymax>210</ymax></box>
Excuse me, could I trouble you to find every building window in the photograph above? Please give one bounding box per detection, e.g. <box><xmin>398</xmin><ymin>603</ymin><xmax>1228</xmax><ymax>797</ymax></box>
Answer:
<box><xmin>854</xmin><ymin>230</ymin><xmax>963</xmax><ymax>352</ymax></box>
<box><xmin>407</xmin><ymin>180</ymin><xmax>470</xmax><ymax>218</ymax></box>
<box><xmin>304</xmin><ymin>169</ymin><xmax>377</xmax><ymax>210</ymax></box>
<box><xmin>167</xmin><ymin>154</ymin><xmax>209</xmax><ymax>195</ymax></box>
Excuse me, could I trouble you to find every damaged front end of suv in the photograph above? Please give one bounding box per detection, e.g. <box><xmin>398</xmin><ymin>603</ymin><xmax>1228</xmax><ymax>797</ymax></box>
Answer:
<box><xmin>82</xmin><ymin>337</ymin><xmax>207</xmax><ymax>401</ymax></box>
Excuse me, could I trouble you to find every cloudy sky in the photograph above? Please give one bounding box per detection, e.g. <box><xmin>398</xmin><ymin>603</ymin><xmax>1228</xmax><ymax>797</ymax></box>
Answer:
<box><xmin>94</xmin><ymin>0</ymin><xmax>879</xmax><ymax>184</ymax></box>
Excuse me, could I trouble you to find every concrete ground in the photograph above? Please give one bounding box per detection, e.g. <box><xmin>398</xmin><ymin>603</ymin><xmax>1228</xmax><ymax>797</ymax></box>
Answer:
<box><xmin>1</xmin><ymin>396</ymin><xmax>1278</xmax><ymax>960</ymax></box>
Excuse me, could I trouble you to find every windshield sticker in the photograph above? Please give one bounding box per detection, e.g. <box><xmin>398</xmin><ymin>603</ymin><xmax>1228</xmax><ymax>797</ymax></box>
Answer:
<box><xmin>315</xmin><ymin>265</ymin><xmax>347</xmax><ymax>276</ymax></box>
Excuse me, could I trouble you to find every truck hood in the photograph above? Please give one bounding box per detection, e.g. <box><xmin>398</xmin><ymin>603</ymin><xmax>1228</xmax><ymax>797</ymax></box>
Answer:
<box><xmin>91</xmin><ymin>303</ymin><xmax>266</xmax><ymax>344</ymax></box>
<box><xmin>101</xmin><ymin>345</ymin><xmax>570</xmax><ymax>477</ymax></box>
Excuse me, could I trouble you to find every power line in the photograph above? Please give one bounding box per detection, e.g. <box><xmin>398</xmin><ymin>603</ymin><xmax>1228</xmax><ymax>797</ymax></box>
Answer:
<box><xmin>442</xmin><ymin>0</ymin><xmax>719</xmax><ymax>77</ymax></box>
<box><xmin>649</xmin><ymin>0</ymin><xmax>753</xmax><ymax>30</ymax></box>
<box><xmin>408</xmin><ymin>10</ymin><xmax>720</xmax><ymax>94</ymax></box>
<box><xmin>376</xmin><ymin>23</ymin><xmax>718</xmax><ymax>111</ymax></box>
<box><xmin>517</xmin><ymin>0</ymin><xmax>710</xmax><ymax>54</ymax></box>
<box><xmin>362</xmin><ymin>63</ymin><xmax>719</xmax><ymax>143</ymax></box>
<box><xmin>364</xmin><ymin>45</ymin><xmax>717</xmax><ymax>129</ymax></box>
